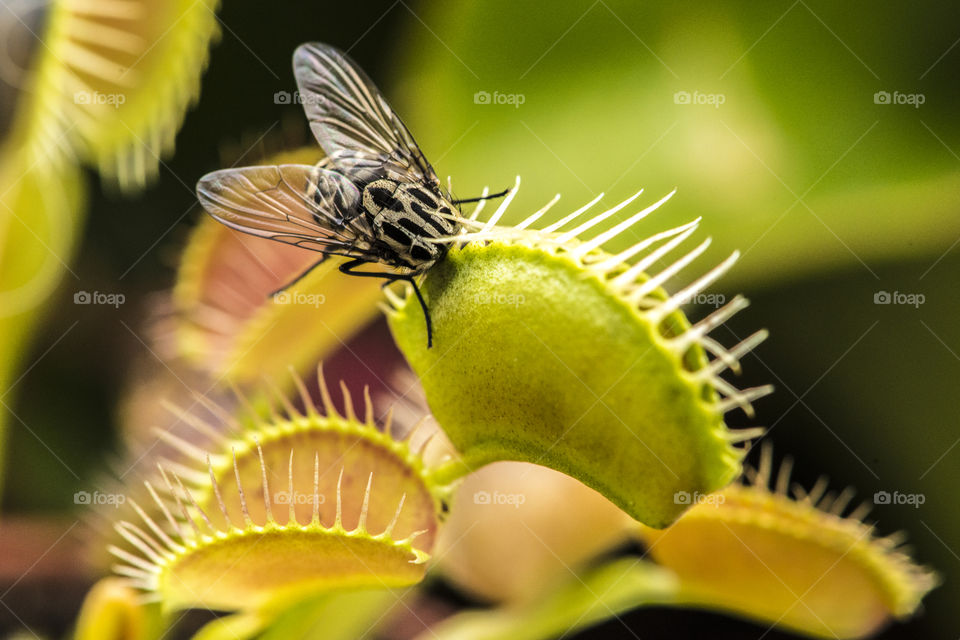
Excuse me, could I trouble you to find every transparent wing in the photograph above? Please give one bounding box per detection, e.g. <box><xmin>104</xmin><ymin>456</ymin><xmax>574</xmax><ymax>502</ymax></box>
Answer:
<box><xmin>196</xmin><ymin>164</ymin><xmax>375</xmax><ymax>256</ymax></box>
<box><xmin>293</xmin><ymin>43</ymin><xmax>442</xmax><ymax>190</ymax></box>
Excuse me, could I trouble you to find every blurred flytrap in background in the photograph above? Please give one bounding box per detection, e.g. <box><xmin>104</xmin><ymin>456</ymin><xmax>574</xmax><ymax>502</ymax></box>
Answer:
<box><xmin>0</xmin><ymin>1</ymin><xmax>956</xmax><ymax>639</ymax></box>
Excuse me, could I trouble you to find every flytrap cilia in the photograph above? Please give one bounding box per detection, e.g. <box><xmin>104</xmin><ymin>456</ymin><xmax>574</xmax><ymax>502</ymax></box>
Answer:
<box><xmin>196</xmin><ymin>43</ymin><xmax>508</xmax><ymax>347</ymax></box>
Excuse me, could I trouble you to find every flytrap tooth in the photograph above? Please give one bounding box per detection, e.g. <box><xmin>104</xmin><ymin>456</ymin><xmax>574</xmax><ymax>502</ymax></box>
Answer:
<box><xmin>697</xmin><ymin>330</ymin><xmax>770</xmax><ymax>379</ymax></box>
<box><xmin>62</xmin><ymin>41</ymin><xmax>137</xmax><ymax>86</ymax></box>
<box><xmin>66</xmin><ymin>0</ymin><xmax>145</xmax><ymax>21</ymax></box>
<box><xmin>774</xmin><ymin>456</ymin><xmax>794</xmax><ymax>496</ymax></box>
<box><xmin>160</xmin><ymin>400</ymin><xmax>222</xmax><ymax>441</ymax></box>
<box><xmin>515</xmin><ymin>193</ymin><xmax>561</xmax><ymax>230</ymax></box>
<box><xmin>363</xmin><ymin>386</ymin><xmax>374</xmax><ymax>426</ymax></box>
<box><xmin>403</xmin><ymin>416</ymin><xmax>430</xmax><ymax>445</ymax></box>
<box><xmin>409</xmin><ymin>549</ymin><xmax>431</xmax><ymax>565</ymax></box>
<box><xmin>756</xmin><ymin>442</ymin><xmax>774</xmax><ymax>489</ymax></box>
<box><xmin>479</xmin><ymin>175</ymin><xmax>521</xmax><ymax>232</ymax></box>
<box><xmin>382</xmin><ymin>285</ymin><xmax>405</xmax><ymax>309</ymax></box>
<box><xmin>698</xmin><ymin>346</ymin><xmax>740</xmax><ymax>378</ymax></box>
<box><xmin>172</xmin><ymin>470</ymin><xmax>216</xmax><ymax>534</ymax></box>
<box><xmin>560</xmin><ymin>188</ymin><xmax>645</xmax><ymax>248</ymax></box>
<box><xmin>884</xmin><ymin>531</ymin><xmax>909</xmax><ymax>548</ymax></box>
<box><xmin>715</xmin><ymin>383</ymin><xmax>775</xmax><ymax>418</ymax></box>
<box><xmin>401</xmin><ymin>529</ymin><xmax>429</xmax><ymax>546</ymax></box>
<box><xmin>155</xmin><ymin>458</ymin><xmax>208</xmax><ymax>486</ymax></box>
<box><xmin>128</xmin><ymin>499</ymin><xmax>182</xmax><ymax>554</ymax></box>
<box><xmin>339</xmin><ymin>380</ymin><xmax>357</xmax><ymax>422</ymax></box>
<box><xmin>354</xmin><ymin>473</ymin><xmax>374</xmax><ymax>534</ymax></box>
<box><xmin>573</xmin><ymin>190</ymin><xmax>676</xmax><ymax>259</ymax></box>
<box><xmin>312</xmin><ymin>452</ymin><xmax>320</xmax><ymax>525</ymax></box>
<box><xmin>264</xmin><ymin>376</ymin><xmax>302</xmax><ymax>422</ymax></box>
<box><xmin>378</xmin><ymin>301</ymin><xmax>395</xmax><ymax>316</ymax></box>
<box><xmin>611</xmin><ymin>222</ymin><xmax>701</xmax><ymax>290</ymax></box>
<box><xmin>153</xmin><ymin>427</ymin><xmax>208</xmax><ymax>464</ymax></box>
<box><xmin>189</xmin><ymin>390</ymin><xmax>241</xmax><ymax>432</ymax></box>
<box><xmin>826</xmin><ymin>486</ymin><xmax>857</xmax><ymax>516</ymax></box>
<box><xmin>804</xmin><ymin>476</ymin><xmax>831</xmax><ymax>506</ymax></box>
<box><xmin>418</xmin><ymin>431</ymin><xmax>438</xmax><ymax>456</ymax></box>
<box><xmin>593</xmin><ymin>217</ymin><xmax>699</xmax><ymax>274</ymax></box>
<box><xmin>380</xmin><ymin>494</ymin><xmax>407</xmax><ymax>539</ymax></box>
<box><xmin>144</xmin><ymin>480</ymin><xmax>186</xmax><ymax>541</ymax></box>
<box><xmin>255</xmin><ymin>438</ymin><xmax>274</xmax><ymax>525</ymax></box>
<box><xmin>206</xmin><ymin>455</ymin><xmax>233</xmax><ymax>530</ymax></box>
<box><xmin>725</xmin><ymin>427</ymin><xmax>765</xmax><ymax>444</ymax></box>
<box><xmin>848</xmin><ymin>502</ymin><xmax>873</xmax><ymax>522</ymax></box>
<box><xmin>287</xmin><ymin>450</ymin><xmax>296</xmax><ymax>525</ymax></box>
<box><xmin>334</xmin><ymin>468</ymin><xmax>344</xmax><ymax>530</ymax></box>
<box><xmin>315</xmin><ymin>364</ymin><xmax>338</xmax><ymax>418</ymax></box>
<box><xmin>289</xmin><ymin>366</ymin><xmax>319</xmax><ymax>418</ymax></box>
<box><xmin>71</xmin><ymin>18</ymin><xmax>145</xmax><ymax>52</ymax></box>
<box><xmin>228</xmin><ymin>381</ymin><xmax>262</xmax><ymax>425</ymax></box>
<box><xmin>383</xmin><ymin>406</ymin><xmax>396</xmax><ymax>439</ymax></box>
<box><xmin>112</xmin><ymin>564</ymin><xmax>154</xmax><ymax>581</ymax></box>
<box><xmin>260</xmin><ymin>384</ymin><xmax>285</xmax><ymax>426</ymax></box>
<box><xmin>231</xmin><ymin>449</ymin><xmax>253</xmax><ymax>528</ymax></box>
<box><xmin>670</xmin><ymin>296</ymin><xmax>751</xmax><ymax>353</ymax></box>
<box><xmin>556</xmin><ymin>190</ymin><xmax>643</xmax><ymax>244</ymax></box>
<box><xmin>628</xmin><ymin>237</ymin><xmax>713</xmax><ymax>305</ymax></box>
<box><xmin>541</xmin><ymin>191</ymin><xmax>605</xmax><ymax>233</ymax></box>
<box><xmin>114</xmin><ymin>522</ymin><xmax>166</xmax><ymax>565</ymax></box>
<box><xmin>649</xmin><ymin>251</ymin><xmax>739</xmax><ymax>327</ymax></box>
<box><xmin>108</xmin><ymin>545</ymin><xmax>156</xmax><ymax>574</ymax></box>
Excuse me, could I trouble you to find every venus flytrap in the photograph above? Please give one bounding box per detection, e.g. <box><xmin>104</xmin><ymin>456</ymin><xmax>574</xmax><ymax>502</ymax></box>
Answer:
<box><xmin>388</xmin><ymin>181</ymin><xmax>772</xmax><ymax>527</ymax></box>
<box><xmin>424</xmin><ymin>448</ymin><xmax>937</xmax><ymax>640</ymax></box>
<box><xmin>636</xmin><ymin>446</ymin><xmax>939</xmax><ymax>638</ymax></box>
<box><xmin>105</xmin><ymin>369</ymin><xmax>448</xmax><ymax>632</ymax></box>
<box><xmin>22</xmin><ymin>0</ymin><xmax>221</xmax><ymax>189</ymax></box>
<box><xmin>74</xmin><ymin>577</ymin><xmax>161</xmax><ymax>640</ymax></box>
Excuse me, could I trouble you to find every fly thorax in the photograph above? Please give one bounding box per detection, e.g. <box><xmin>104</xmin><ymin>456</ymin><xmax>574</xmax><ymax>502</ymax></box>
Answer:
<box><xmin>364</xmin><ymin>180</ymin><xmax>457</xmax><ymax>268</ymax></box>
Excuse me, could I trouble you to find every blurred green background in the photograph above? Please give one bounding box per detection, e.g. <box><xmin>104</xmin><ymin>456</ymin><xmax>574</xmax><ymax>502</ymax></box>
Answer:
<box><xmin>1</xmin><ymin>0</ymin><xmax>957</xmax><ymax>638</ymax></box>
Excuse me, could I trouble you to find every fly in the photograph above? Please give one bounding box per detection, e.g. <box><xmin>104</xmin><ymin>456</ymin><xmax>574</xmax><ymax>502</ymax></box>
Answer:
<box><xmin>196</xmin><ymin>43</ymin><xmax>508</xmax><ymax>347</ymax></box>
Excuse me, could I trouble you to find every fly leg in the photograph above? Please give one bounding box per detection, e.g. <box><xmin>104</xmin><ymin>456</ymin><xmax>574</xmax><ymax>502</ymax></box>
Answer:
<box><xmin>451</xmin><ymin>188</ymin><xmax>510</xmax><ymax>205</ymax></box>
<box><xmin>269</xmin><ymin>257</ymin><xmax>328</xmax><ymax>297</ymax></box>
<box><xmin>338</xmin><ymin>259</ymin><xmax>434</xmax><ymax>348</ymax></box>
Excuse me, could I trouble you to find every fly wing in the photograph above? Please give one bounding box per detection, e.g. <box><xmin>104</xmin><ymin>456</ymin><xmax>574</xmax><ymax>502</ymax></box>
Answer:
<box><xmin>195</xmin><ymin>164</ymin><xmax>375</xmax><ymax>256</ymax></box>
<box><xmin>293</xmin><ymin>43</ymin><xmax>443</xmax><ymax>191</ymax></box>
